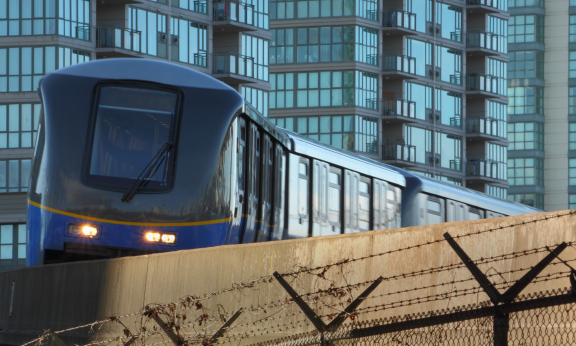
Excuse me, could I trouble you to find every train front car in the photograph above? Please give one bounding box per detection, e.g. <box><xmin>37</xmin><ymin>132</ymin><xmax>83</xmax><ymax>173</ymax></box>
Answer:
<box><xmin>27</xmin><ymin>59</ymin><xmax>244</xmax><ymax>266</ymax></box>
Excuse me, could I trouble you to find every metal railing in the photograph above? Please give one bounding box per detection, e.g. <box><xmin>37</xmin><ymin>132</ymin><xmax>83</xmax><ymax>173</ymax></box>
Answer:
<box><xmin>466</xmin><ymin>74</ymin><xmax>502</xmax><ymax>94</ymax></box>
<box><xmin>467</xmin><ymin>117</ymin><xmax>502</xmax><ymax>137</ymax></box>
<box><xmin>366</xmin><ymin>98</ymin><xmax>379</xmax><ymax>110</ymax></box>
<box><xmin>213</xmin><ymin>53</ymin><xmax>255</xmax><ymax>78</ymax></box>
<box><xmin>383</xmin><ymin>98</ymin><xmax>416</xmax><ymax>118</ymax></box>
<box><xmin>191</xmin><ymin>1</ymin><xmax>208</xmax><ymax>13</ymax></box>
<box><xmin>96</xmin><ymin>25</ymin><xmax>141</xmax><ymax>51</ymax></box>
<box><xmin>467</xmin><ymin>0</ymin><xmax>502</xmax><ymax>8</ymax></box>
<box><xmin>450</xmin><ymin>30</ymin><xmax>462</xmax><ymax>42</ymax></box>
<box><xmin>449</xmin><ymin>159</ymin><xmax>462</xmax><ymax>171</ymax></box>
<box><xmin>466</xmin><ymin>31</ymin><xmax>506</xmax><ymax>52</ymax></box>
<box><xmin>365</xmin><ymin>54</ymin><xmax>378</xmax><ymax>65</ymax></box>
<box><xmin>466</xmin><ymin>158</ymin><xmax>504</xmax><ymax>179</ymax></box>
<box><xmin>76</xmin><ymin>24</ymin><xmax>90</xmax><ymax>41</ymax></box>
<box><xmin>193</xmin><ymin>51</ymin><xmax>208</xmax><ymax>67</ymax></box>
<box><xmin>383</xmin><ymin>10</ymin><xmax>416</xmax><ymax>31</ymax></box>
<box><xmin>213</xmin><ymin>0</ymin><xmax>255</xmax><ymax>25</ymax></box>
<box><xmin>366</xmin><ymin>9</ymin><xmax>378</xmax><ymax>21</ymax></box>
<box><xmin>383</xmin><ymin>143</ymin><xmax>416</xmax><ymax>162</ymax></box>
<box><xmin>450</xmin><ymin>116</ymin><xmax>462</xmax><ymax>127</ymax></box>
<box><xmin>450</xmin><ymin>73</ymin><xmax>462</xmax><ymax>85</ymax></box>
<box><xmin>382</xmin><ymin>54</ymin><xmax>416</xmax><ymax>74</ymax></box>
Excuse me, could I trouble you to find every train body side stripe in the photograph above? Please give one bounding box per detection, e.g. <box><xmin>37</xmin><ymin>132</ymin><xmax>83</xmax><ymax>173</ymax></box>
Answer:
<box><xmin>27</xmin><ymin>200</ymin><xmax>232</xmax><ymax>227</ymax></box>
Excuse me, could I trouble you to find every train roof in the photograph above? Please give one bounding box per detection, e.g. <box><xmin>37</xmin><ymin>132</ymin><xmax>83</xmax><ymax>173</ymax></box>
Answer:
<box><xmin>48</xmin><ymin>58</ymin><xmax>237</xmax><ymax>92</ymax></box>
<box><xmin>279</xmin><ymin>129</ymin><xmax>406</xmax><ymax>187</ymax></box>
<box><xmin>389</xmin><ymin>168</ymin><xmax>542</xmax><ymax>215</ymax></box>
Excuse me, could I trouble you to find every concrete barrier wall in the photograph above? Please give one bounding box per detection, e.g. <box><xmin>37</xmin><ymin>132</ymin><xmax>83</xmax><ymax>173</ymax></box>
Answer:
<box><xmin>0</xmin><ymin>210</ymin><xmax>574</xmax><ymax>345</ymax></box>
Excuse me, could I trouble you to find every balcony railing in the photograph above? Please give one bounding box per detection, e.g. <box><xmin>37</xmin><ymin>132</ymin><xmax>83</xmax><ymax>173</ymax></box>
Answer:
<box><xmin>366</xmin><ymin>54</ymin><xmax>378</xmax><ymax>65</ymax></box>
<box><xmin>467</xmin><ymin>0</ymin><xmax>502</xmax><ymax>8</ymax></box>
<box><xmin>366</xmin><ymin>98</ymin><xmax>379</xmax><ymax>110</ymax></box>
<box><xmin>383</xmin><ymin>10</ymin><xmax>416</xmax><ymax>31</ymax></box>
<box><xmin>383</xmin><ymin>143</ymin><xmax>416</xmax><ymax>163</ymax></box>
<box><xmin>450</xmin><ymin>31</ymin><xmax>462</xmax><ymax>42</ymax></box>
<box><xmin>383</xmin><ymin>98</ymin><xmax>416</xmax><ymax>118</ymax></box>
<box><xmin>449</xmin><ymin>159</ymin><xmax>462</xmax><ymax>171</ymax></box>
<box><xmin>193</xmin><ymin>51</ymin><xmax>208</xmax><ymax>67</ymax></box>
<box><xmin>96</xmin><ymin>25</ymin><xmax>141</xmax><ymax>51</ymax></box>
<box><xmin>466</xmin><ymin>159</ymin><xmax>504</xmax><ymax>179</ymax></box>
<box><xmin>213</xmin><ymin>53</ymin><xmax>255</xmax><ymax>78</ymax></box>
<box><xmin>467</xmin><ymin>117</ymin><xmax>503</xmax><ymax>137</ymax></box>
<box><xmin>76</xmin><ymin>24</ymin><xmax>90</xmax><ymax>41</ymax></box>
<box><xmin>450</xmin><ymin>116</ymin><xmax>462</xmax><ymax>128</ymax></box>
<box><xmin>366</xmin><ymin>9</ymin><xmax>379</xmax><ymax>22</ymax></box>
<box><xmin>466</xmin><ymin>32</ymin><xmax>506</xmax><ymax>52</ymax></box>
<box><xmin>466</xmin><ymin>74</ymin><xmax>502</xmax><ymax>95</ymax></box>
<box><xmin>383</xmin><ymin>54</ymin><xmax>416</xmax><ymax>74</ymax></box>
<box><xmin>213</xmin><ymin>0</ymin><xmax>255</xmax><ymax>25</ymax></box>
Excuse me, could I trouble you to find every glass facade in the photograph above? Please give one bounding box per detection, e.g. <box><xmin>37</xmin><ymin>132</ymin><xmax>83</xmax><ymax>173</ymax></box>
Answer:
<box><xmin>406</xmin><ymin>38</ymin><xmax>432</xmax><ymax>77</ymax></box>
<box><xmin>570</xmin><ymin>123</ymin><xmax>576</xmax><ymax>150</ymax></box>
<box><xmin>508</xmin><ymin>193</ymin><xmax>543</xmax><ymax>209</ymax></box>
<box><xmin>487</xmin><ymin>58</ymin><xmax>507</xmax><ymax>96</ymax></box>
<box><xmin>435</xmin><ymin>89</ymin><xmax>461</xmax><ymax>127</ymax></box>
<box><xmin>570</xmin><ymin>194</ymin><xmax>576</xmax><ymax>209</ymax></box>
<box><xmin>570</xmin><ymin>51</ymin><xmax>576</xmax><ymax>78</ymax></box>
<box><xmin>507</xmin><ymin>158</ymin><xmax>543</xmax><ymax>186</ymax></box>
<box><xmin>406</xmin><ymin>82</ymin><xmax>432</xmax><ymax>121</ymax></box>
<box><xmin>269</xmin><ymin>0</ymin><xmax>377</xmax><ymax>21</ymax></box>
<box><xmin>242</xmin><ymin>86</ymin><xmax>269</xmax><ymax>117</ymax></box>
<box><xmin>507</xmin><ymin>86</ymin><xmax>544</xmax><ymax>115</ymax></box>
<box><xmin>0</xmin><ymin>46</ymin><xmax>89</xmax><ymax>93</ymax></box>
<box><xmin>507</xmin><ymin>122</ymin><xmax>543</xmax><ymax>151</ymax></box>
<box><xmin>571</xmin><ymin>15</ymin><xmax>576</xmax><ymax>43</ymax></box>
<box><xmin>0</xmin><ymin>224</ymin><xmax>26</xmax><ymax>266</ymax></box>
<box><xmin>269</xmin><ymin>115</ymin><xmax>378</xmax><ymax>153</ymax></box>
<box><xmin>509</xmin><ymin>15</ymin><xmax>544</xmax><ymax>43</ymax></box>
<box><xmin>487</xmin><ymin>15</ymin><xmax>508</xmax><ymax>54</ymax></box>
<box><xmin>436</xmin><ymin>45</ymin><xmax>462</xmax><ymax>85</ymax></box>
<box><xmin>435</xmin><ymin>175</ymin><xmax>462</xmax><ymax>186</ymax></box>
<box><xmin>436</xmin><ymin>3</ymin><xmax>461</xmax><ymax>42</ymax></box>
<box><xmin>486</xmin><ymin>185</ymin><xmax>507</xmax><ymax>199</ymax></box>
<box><xmin>508</xmin><ymin>51</ymin><xmax>544</xmax><ymax>79</ymax></box>
<box><xmin>170</xmin><ymin>18</ymin><xmax>207</xmax><ymax>67</ymax></box>
<box><xmin>570</xmin><ymin>158</ymin><xmax>576</xmax><ymax>185</ymax></box>
<box><xmin>487</xmin><ymin>142</ymin><xmax>507</xmax><ymax>180</ymax></box>
<box><xmin>270</xmin><ymin>71</ymin><xmax>378</xmax><ymax>109</ymax></box>
<box><xmin>128</xmin><ymin>7</ymin><xmax>167</xmax><ymax>57</ymax></box>
<box><xmin>570</xmin><ymin>87</ymin><xmax>576</xmax><ymax>115</ymax></box>
<box><xmin>404</xmin><ymin>126</ymin><xmax>432</xmax><ymax>165</ymax></box>
<box><xmin>0</xmin><ymin>0</ymin><xmax>89</xmax><ymax>40</ymax></box>
<box><xmin>242</xmin><ymin>34</ymin><xmax>269</xmax><ymax>81</ymax></box>
<box><xmin>487</xmin><ymin>100</ymin><xmax>507</xmax><ymax>139</ymax></box>
<box><xmin>0</xmin><ymin>158</ymin><xmax>31</xmax><ymax>193</ymax></box>
<box><xmin>407</xmin><ymin>0</ymin><xmax>432</xmax><ymax>34</ymax></box>
<box><xmin>150</xmin><ymin>0</ymin><xmax>207</xmax><ymax>14</ymax></box>
<box><xmin>270</xmin><ymin>26</ymin><xmax>377</xmax><ymax>65</ymax></box>
<box><xmin>0</xmin><ymin>103</ymin><xmax>40</xmax><ymax>148</ymax></box>
<box><xmin>436</xmin><ymin>132</ymin><xmax>462</xmax><ymax>171</ymax></box>
<box><xmin>509</xmin><ymin>0</ymin><xmax>544</xmax><ymax>7</ymax></box>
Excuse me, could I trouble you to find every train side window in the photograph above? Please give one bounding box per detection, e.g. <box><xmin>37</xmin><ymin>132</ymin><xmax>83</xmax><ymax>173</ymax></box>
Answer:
<box><xmin>468</xmin><ymin>207</ymin><xmax>482</xmax><ymax>220</ymax></box>
<box><xmin>387</xmin><ymin>187</ymin><xmax>400</xmax><ymax>229</ymax></box>
<box><xmin>358</xmin><ymin>179</ymin><xmax>370</xmax><ymax>231</ymax></box>
<box><xmin>328</xmin><ymin>170</ymin><xmax>341</xmax><ymax>230</ymax></box>
<box><xmin>426</xmin><ymin>196</ymin><xmax>444</xmax><ymax>225</ymax></box>
<box><xmin>298</xmin><ymin>161</ymin><xmax>308</xmax><ymax>220</ymax></box>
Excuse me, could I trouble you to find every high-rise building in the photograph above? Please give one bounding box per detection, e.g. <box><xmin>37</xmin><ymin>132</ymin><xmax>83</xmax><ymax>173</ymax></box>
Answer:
<box><xmin>0</xmin><ymin>0</ymin><xmax>271</xmax><ymax>270</ymax></box>
<box><xmin>268</xmin><ymin>0</ymin><xmax>510</xmax><ymax>201</ymax></box>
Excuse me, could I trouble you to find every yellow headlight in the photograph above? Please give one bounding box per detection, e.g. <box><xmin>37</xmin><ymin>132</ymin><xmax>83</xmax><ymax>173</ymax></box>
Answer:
<box><xmin>161</xmin><ymin>234</ymin><xmax>176</xmax><ymax>243</ymax></box>
<box><xmin>82</xmin><ymin>226</ymin><xmax>98</xmax><ymax>237</ymax></box>
<box><xmin>145</xmin><ymin>232</ymin><xmax>161</xmax><ymax>242</ymax></box>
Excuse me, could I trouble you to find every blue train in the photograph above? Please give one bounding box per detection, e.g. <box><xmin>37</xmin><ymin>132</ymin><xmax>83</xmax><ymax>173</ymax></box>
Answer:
<box><xmin>27</xmin><ymin>59</ymin><xmax>541</xmax><ymax>266</ymax></box>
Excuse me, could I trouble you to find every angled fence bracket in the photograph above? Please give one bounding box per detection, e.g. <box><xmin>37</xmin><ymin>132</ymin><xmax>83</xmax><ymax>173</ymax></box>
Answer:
<box><xmin>46</xmin><ymin>330</ymin><xmax>68</xmax><ymax>346</ymax></box>
<box><xmin>209</xmin><ymin>308</ymin><xmax>243</xmax><ymax>344</ymax></box>
<box><xmin>444</xmin><ymin>232</ymin><xmax>568</xmax><ymax>346</ymax></box>
<box><xmin>123</xmin><ymin>336</ymin><xmax>136</xmax><ymax>346</ymax></box>
<box><xmin>146</xmin><ymin>306</ymin><xmax>185</xmax><ymax>346</ymax></box>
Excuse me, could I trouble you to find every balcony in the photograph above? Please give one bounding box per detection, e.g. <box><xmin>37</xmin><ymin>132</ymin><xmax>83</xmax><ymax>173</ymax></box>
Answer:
<box><xmin>213</xmin><ymin>0</ymin><xmax>258</xmax><ymax>32</ymax></box>
<box><xmin>383</xmin><ymin>98</ymin><xmax>418</xmax><ymax>123</ymax></box>
<box><xmin>382</xmin><ymin>54</ymin><xmax>417</xmax><ymax>80</ymax></box>
<box><xmin>96</xmin><ymin>26</ymin><xmax>143</xmax><ymax>58</ymax></box>
<box><xmin>466</xmin><ymin>159</ymin><xmax>506</xmax><ymax>183</ymax></box>
<box><xmin>466</xmin><ymin>74</ymin><xmax>504</xmax><ymax>98</ymax></box>
<box><xmin>383</xmin><ymin>10</ymin><xmax>417</xmax><ymax>36</ymax></box>
<box><xmin>76</xmin><ymin>24</ymin><xmax>90</xmax><ymax>41</ymax></box>
<box><xmin>213</xmin><ymin>53</ymin><xmax>258</xmax><ymax>84</ymax></box>
<box><xmin>466</xmin><ymin>0</ymin><xmax>503</xmax><ymax>13</ymax></box>
<box><xmin>466</xmin><ymin>32</ymin><xmax>506</xmax><ymax>56</ymax></box>
<box><xmin>466</xmin><ymin>117</ymin><xmax>505</xmax><ymax>140</ymax></box>
<box><xmin>383</xmin><ymin>143</ymin><xmax>416</xmax><ymax>164</ymax></box>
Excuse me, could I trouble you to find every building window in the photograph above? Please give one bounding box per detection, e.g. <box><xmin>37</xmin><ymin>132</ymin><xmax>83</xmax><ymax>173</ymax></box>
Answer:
<box><xmin>0</xmin><ymin>0</ymin><xmax>90</xmax><ymax>40</ymax></box>
<box><xmin>0</xmin><ymin>224</ymin><xmax>26</xmax><ymax>268</ymax></box>
<box><xmin>570</xmin><ymin>88</ymin><xmax>576</xmax><ymax>115</ymax></box>
<box><xmin>406</xmin><ymin>38</ymin><xmax>432</xmax><ymax>77</ymax></box>
<box><xmin>0</xmin><ymin>159</ymin><xmax>31</xmax><ymax>193</ymax></box>
<box><xmin>571</xmin><ymin>15</ymin><xmax>576</xmax><ymax>42</ymax></box>
<box><xmin>507</xmin><ymin>158</ymin><xmax>543</xmax><ymax>186</ymax></box>
<box><xmin>150</xmin><ymin>0</ymin><xmax>207</xmax><ymax>14</ymax></box>
<box><xmin>436</xmin><ymin>46</ymin><xmax>462</xmax><ymax>85</ymax></box>
<box><xmin>435</xmin><ymin>3</ymin><xmax>462</xmax><ymax>42</ymax></box>
<box><xmin>508</xmin><ymin>193</ymin><xmax>543</xmax><ymax>209</ymax></box>
<box><xmin>487</xmin><ymin>58</ymin><xmax>507</xmax><ymax>97</ymax></box>
<box><xmin>570</xmin><ymin>159</ymin><xmax>576</xmax><ymax>185</ymax></box>
<box><xmin>0</xmin><ymin>46</ymin><xmax>89</xmax><ymax>93</ymax></box>
<box><xmin>269</xmin><ymin>0</ymin><xmax>377</xmax><ymax>21</ymax></box>
<box><xmin>487</xmin><ymin>142</ymin><xmax>508</xmax><ymax>180</ymax></box>
<box><xmin>570</xmin><ymin>123</ymin><xmax>576</xmax><ymax>149</ymax></box>
<box><xmin>242</xmin><ymin>86</ymin><xmax>268</xmax><ymax>118</ymax></box>
<box><xmin>270</xmin><ymin>115</ymin><xmax>378</xmax><ymax>153</ymax></box>
<box><xmin>507</xmin><ymin>86</ymin><xmax>544</xmax><ymax>115</ymax></box>
<box><xmin>570</xmin><ymin>194</ymin><xmax>576</xmax><ymax>209</ymax></box>
<box><xmin>436</xmin><ymin>132</ymin><xmax>462</xmax><ymax>171</ymax></box>
<box><xmin>271</xmin><ymin>26</ymin><xmax>377</xmax><ymax>66</ymax></box>
<box><xmin>508</xmin><ymin>51</ymin><xmax>544</xmax><ymax>79</ymax></box>
<box><xmin>508</xmin><ymin>122</ymin><xmax>543</xmax><ymax>151</ymax></box>
<box><xmin>435</xmin><ymin>89</ymin><xmax>462</xmax><ymax>128</ymax></box>
<box><xmin>403</xmin><ymin>126</ymin><xmax>432</xmax><ymax>165</ymax></box>
<box><xmin>170</xmin><ymin>18</ymin><xmax>207</xmax><ymax>67</ymax></box>
<box><xmin>406</xmin><ymin>82</ymin><xmax>432</xmax><ymax>121</ymax></box>
<box><xmin>435</xmin><ymin>175</ymin><xmax>462</xmax><ymax>186</ymax></box>
<box><xmin>407</xmin><ymin>0</ymin><xmax>433</xmax><ymax>34</ymax></box>
<box><xmin>242</xmin><ymin>34</ymin><xmax>269</xmax><ymax>82</ymax></box>
<box><xmin>128</xmin><ymin>8</ymin><xmax>167</xmax><ymax>58</ymax></box>
<box><xmin>270</xmin><ymin>71</ymin><xmax>378</xmax><ymax>109</ymax></box>
<box><xmin>487</xmin><ymin>100</ymin><xmax>508</xmax><ymax>139</ymax></box>
<box><xmin>509</xmin><ymin>15</ymin><xmax>544</xmax><ymax>43</ymax></box>
<box><xmin>0</xmin><ymin>103</ymin><xmax>40</xmax><ymax>148</ymax></box>
<box><xmin>487</xmin><ymin>15</ymin><xmax>508</xmax><ymax>54</ymax></box>
<box><xmin>486</xmin><ymin>185</ymin><xmax>507</xmax><ymax>199</ymax></box>
<box><xmin>510</xmin><ymin>0</ymin><xmax>544</xmax><ymax>6</ymax></box>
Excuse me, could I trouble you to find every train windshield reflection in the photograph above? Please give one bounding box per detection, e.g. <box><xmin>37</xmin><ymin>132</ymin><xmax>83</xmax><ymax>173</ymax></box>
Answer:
<box><xmin>85</xmin><ymin>85</ymin><xmax>179</xmax><ymax>190</ymax></box>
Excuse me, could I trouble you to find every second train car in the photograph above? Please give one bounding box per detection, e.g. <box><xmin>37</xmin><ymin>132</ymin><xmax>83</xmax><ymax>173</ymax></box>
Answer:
<box><xmin>26</xmin><ymin>58</ymin><xmax>541</xmax><ymax>266</ymax></box>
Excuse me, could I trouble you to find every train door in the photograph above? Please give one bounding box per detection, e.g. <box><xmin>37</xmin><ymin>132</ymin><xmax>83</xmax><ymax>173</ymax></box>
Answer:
<box><xmin>467</xmin><ymin>207</ymin><xmax>484</xmax><ymax>220</ymax></box>
<box><xmin>312</xmin><ymin>160</ymin><xmax>330</xmax><ymax>237</ymax></box>
<box><xmin>256</xmin><ymin>135</ymin><xmax>274</xmax><ymax>242</ymax></box>
<box><xmin>358</xmin><ymin>177</ymin><xmax>371</xmax><ymax>232</ymax></box>
<box><xmin>241</xmin><ymin>123</ymin><xmax>261</xmax><ymax>243</ymax></box>
<box><xmin>286</xmin><ymin>154</ymin><xmax>309</xmax><ymax>238</ymax></box>
<box><xmin>270</xmin><ymin>144</ymin><xmax>285</xmax><ymax>240</ymax></box>
<box><xmin>344</xmin><ymin>170</ymin><xmax>360</xmax><ymax>233</ymax></box>
<box><xmin>328</xmin><ymin>167</ymin><xmax>342</xmax><ymax>235</ymax></box>
<box><xmin>387</xmin><ymin>185</ymin><xmax>402</xmax><ymax>229</ymax></box>
<box><xmin>426</xmin><ymin>195</ymin><xmax>445</xmax><ymax>225</ymax></box>
<box><xmin>446</xmin><ymin>200</ymin><xmax>467</xmax><ymax>222</ymax></box>
<box><xmin>233</xmin><ymin>118</ymin><xmax>247</xmax><ymax>243</ymax></box>
<box><xmin>373</xmin><ymin>179</ymin><xmax>387</xmax><ymax>230</ymax></box>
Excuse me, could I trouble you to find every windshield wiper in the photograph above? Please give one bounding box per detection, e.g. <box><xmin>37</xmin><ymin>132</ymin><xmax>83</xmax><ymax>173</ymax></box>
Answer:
<box><xmin>121</xmin><ymin>141</ymin><xmax>173</xmax><ymax>203</ymax></box>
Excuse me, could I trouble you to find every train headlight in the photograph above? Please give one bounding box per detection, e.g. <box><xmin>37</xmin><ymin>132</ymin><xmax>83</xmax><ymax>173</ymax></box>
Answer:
<box><xmin>68</xmin><ymin>224</ymin><xmax>99</xmax><ymax>238</ymax></box>
<box><xmin>144</xmin><ymin>231</ymin><xmax>176</xmax><ymax>244</ymax></box>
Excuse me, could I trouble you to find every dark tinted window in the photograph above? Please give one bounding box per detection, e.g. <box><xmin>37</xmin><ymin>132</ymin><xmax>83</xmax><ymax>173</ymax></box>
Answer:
<box><xmin>85</xmin><ymin>85</ymin><xmax>180</xmax><ymax>190</ymax></box>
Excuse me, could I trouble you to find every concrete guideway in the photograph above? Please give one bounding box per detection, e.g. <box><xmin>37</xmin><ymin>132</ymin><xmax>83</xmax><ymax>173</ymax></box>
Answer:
<box><xmin>0</xmin><ymin>210</ymin><xmax>574</xmax><ymax>346</ymax></box>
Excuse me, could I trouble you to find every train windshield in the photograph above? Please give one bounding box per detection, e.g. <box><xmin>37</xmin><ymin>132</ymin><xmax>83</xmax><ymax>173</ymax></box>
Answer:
<box><xmin>84</xmin><ymin>85</ymin><xmax>180</xmax><ymax>191</ymax></box>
